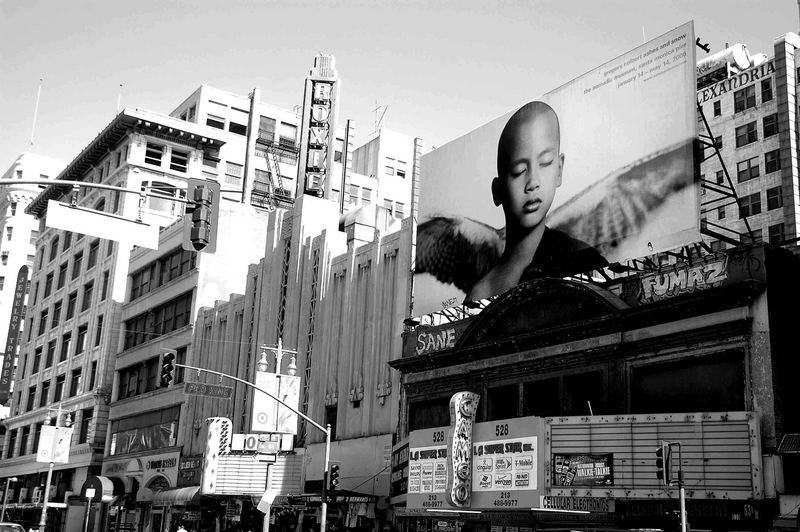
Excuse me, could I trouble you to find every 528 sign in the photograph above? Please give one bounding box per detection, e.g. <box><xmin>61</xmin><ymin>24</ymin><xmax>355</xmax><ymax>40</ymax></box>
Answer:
<box><xmin>495</xmin><ymin>424</ymin><xmax>509</xmax><ymax>436</ymax></box>
<box><xmin>432</xmin><ymin>430</ymin><xmax>446</xmax><ymax>443</ymax></box>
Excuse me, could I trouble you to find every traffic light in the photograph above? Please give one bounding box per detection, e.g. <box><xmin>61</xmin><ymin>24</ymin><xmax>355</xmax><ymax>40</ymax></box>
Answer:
<box><xmin>656</xmin><ymin>441</ymin><xmax>673</xmax><ymax>485</ymax></box>
<box><xmin>328</xmin><ymin>463</ymin><xmax>340</xmax><ymax>492</ymax></box>
<box><xmin>160</xmin><ymin>350</ymin><xmax>177</xmax><ymax>388</ymax></box>
<box><xmin>182</xmin><ymin>178</ymin><xmax>220</xmax><ymax>253</ymax></box>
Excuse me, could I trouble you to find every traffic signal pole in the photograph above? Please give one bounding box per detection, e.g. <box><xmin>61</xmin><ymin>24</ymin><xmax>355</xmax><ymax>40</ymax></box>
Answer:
<box><xmin>174</xmin><ymin>362</ymin><xmax>333</xmax><ymax>531</ymax></box>
<box><xmin>677</xmin><ymin>443</ymin><xmax>687</xmax><ymax>532</ymax></box>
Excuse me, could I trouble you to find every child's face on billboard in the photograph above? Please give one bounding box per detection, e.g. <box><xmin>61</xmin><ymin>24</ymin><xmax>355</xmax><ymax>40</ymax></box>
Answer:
<box><xmin>493</xmin><ymin>111</ymin><xmax>563</xmax><ymax>231</ymax></box>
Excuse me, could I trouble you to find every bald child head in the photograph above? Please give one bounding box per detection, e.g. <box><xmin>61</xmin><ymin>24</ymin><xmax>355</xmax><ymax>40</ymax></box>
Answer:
<box><xmin>497</xmin><ymin>101</ymin><xmax>561</xmax><ymax>177</ymax></box>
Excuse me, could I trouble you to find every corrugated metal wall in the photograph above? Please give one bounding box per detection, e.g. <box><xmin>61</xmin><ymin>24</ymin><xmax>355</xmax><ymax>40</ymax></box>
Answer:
<box><xmin>546</xmin><ymin>411</ymin><xmax>762</xmax><ymax>500</ymax></box>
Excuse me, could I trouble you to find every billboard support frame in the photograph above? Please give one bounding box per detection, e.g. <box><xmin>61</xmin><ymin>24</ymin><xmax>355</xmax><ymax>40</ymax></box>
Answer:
<box><xmin>697</xmin><ymin>102</ymin><xmax>756</xmax><ymax>245</ymax></box>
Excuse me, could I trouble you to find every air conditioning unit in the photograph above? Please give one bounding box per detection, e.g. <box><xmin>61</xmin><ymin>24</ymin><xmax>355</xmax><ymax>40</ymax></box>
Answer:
<box><xmin>31</xmin><ymin>486</ymin><xmax>42</xmax><ymax>504</ymax></box>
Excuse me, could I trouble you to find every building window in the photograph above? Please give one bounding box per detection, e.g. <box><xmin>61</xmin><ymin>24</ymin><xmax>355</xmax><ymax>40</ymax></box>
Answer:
<box><xmin>19</xmin><ymin>426</ymin><xmax>30</xmax><ymax>456</ymax></box>
<box><xmin>761</xmin><ymin>79</ymin><xmax>773</xmax><ymax>103</ymax></box>
<box><xmin>49</xmin><ymin>237</ymin><xmax>59</xmax><ymax>262</ymax></box>
<box><xmin>361</xmin><ymin>188</ymin><xmax>372</xmax><ymax>204</ymax></box>
<box><xmin>80</xmin><ymin>408</ymin><xmax>93</xmax><ymax>443</ymax></box>
<box><xmin>767</xmin><ymin>185</ymin><xmax>783</xmax><ymax>210</ymax></box>
<box><xmin>76</xmin><ymin>324</ymin><xmax>88</xmax><ymax>355</ymax></box>
<box><xmin>38</xmin><ymin>309</ymin><xmax>48</xmax><ymax>335</ymax></box>
<box><xmin>9</xmin><ymin>201</ymin><xmax>17</xmax><ymax>216</ymax></box>
<box><xmin>45</xmin><ymin>340</ymin><xmax>56</xmax><ymax>368</ymax></box>
<box><xmin>81</xmin><ymin>281</ymin><xmax>94</xmax><ymax>312</ymax></box>
<box><xmin>258</xmin><ymin>116</ymin><xmax>276</xmax><ymax>142</ymax></box>
<box><xmin>170</xmin><ymin>149</ymin><xmax>189</xmax><ymax>172</ymax></box>
<box><xmin>54</xmin><ymin>375</ymin><xmax>66</xmax><ymax>402</ymax></box>
<box><xmin>87</xmin><ymin>240</ymin><xmax>100</xmax><ymax>269</ymax></box>
<box><xmin>0</xmin><ymin>276</ymin><xmax>4</xmax><ymax>290</ymax></box>
<box><xmin>225</xmin><ymin>161</ymin><xmax>243</xmax><ymax>184</ymax></box>
<box><xmin>385</xmin><ymin>165</ymin><xmax>395</xmax><ymax>176</ymax></box>
<box><xmin>733</xmin><ymin>85</ymin><xmax>756</xmax><ymax>112</ymax></box>
<box><xmin>6</xmin><ymin>227</ymin><xmax>13</xmax><ymax>241</ymax></box>
<box><xmin>27</xmin><ymin>384</ymin><xmax>37</xmax><ymax>410</ymax></box>
<box><xmin>206</xmin><ymin>114</ymin><xmax>225</xmax><ymax>129</ymax></box>
<box><xmin>769</xmin><ymin>223</ymin><xmax>785</xmax><ymax>244</ymax></box>
<box><xmin>144</xmin><ymin>143</ymin><xmax>164</xmax><ymax>166</ymax></box>
<box><xmin>57</xmin><ymin>262</ymin><xmax>68</xmax><ymax>289</ymax></box>
<box><xmin>7</xmin><ymin>429</ymin><xmax>17</xmax><ymax>458</ymax></box>
<box><xmin>1</xmin><ymin>253</ymin><xmax>7</xmax><ymax>266</ymax></box>
<box><xmin>229</xmin><ymin>122</ymin><xmax>247</xmax><ymax>136</ymax></box>
<box><xmin>763</xmin><ymin>113</ymin><xmax>779</xmax><ymax>138</ymax></box>
<box><xmin>102</xmin><ymin>270</ymin><xmax>110</xmax><ymax>300</ymax></box>
<box><xmin>70</xmin><ymin>368</ymin><xmax>82</xmax><ymax>397</ymax></box>
<box><xmin>159</xmin><ymin>248</ymin><xmax>196</xmax><ymax>286</ymax></box>
<box><xmin>765</xmin><ymin>149</ymin><xmax>781</xmax><ymax>173</ymax></box>
<box><xmin>713</xmin><ymin>100</ymin><xmax>721</xmax><ymax>116</ymax></box>
<box><xmin>90</xmin><ymin>361</ymin><xmax>97</xmax><ymax>389</ymax></box>
<box><xmin>734</xmin><ymin>121</ymin><xmax>757</xmax><ymax>147</ymax></box>
<box><xmin>66</xmin><ymin>291</ymin><xmax>77</xmax><ymax>320</ymax></box>
<box><xmin>39</xmin><ymin>380</ymin><xmax>50</xmax><ymax>407</ymax></box>
<box><xmin>739</xmin><ymin>192</ymin><xmax>761</xmax><ymax>218</ymax></box>
<box><xmin>95</xmin><ymin>315</ymin><xmax>103</xmax><ymax>346</ymax></box>
<box><xmin>63</xmin><ymin>231</ymin><xmax>72</xmax><ymax>250</ymax></box>
<box><xmin>395</xmin><ymin>202</ymin><xmax>405</xmax><ymax>219</ymax></box>
<box><xmin>60</xmin><ymin>332</ymin><xmax>72</xmax><ymax>362</ymax></box>
<box><xmin>736</xmin><ymin>157</ymin><xmax>759</xmax><ymax>182</ymax></box>
<box><xmin>123</xmin><ymin>291</ymin><xmax>193</xmax><ymax>349</ymax></box>
<box><xmin>72</xmin><ymin>252</ymin><xmax>83</xmax><ymax>280</ymax></box>
<box><xmin>44</xmin><ymin>272</ymin><xmax>54</xmax><ymax>298</ymax></box>
<box><xmin>52</xmin><ymin>300</ymin><xmax>62</xmax><ymax>327</ymax></box>
<box><xmin>32</xmin><ymin>347</ymin><xmax>42</xmax><ymax>374</ymax></box>
<box><xmin>715</xmin><ymin>170</ymin><xmax>724</xmax><ymax>185</ymax></box>
<box><xmin>741</xmin><ymin>229</ymin><xmax>763</xmax><ymax>244</ymax></box>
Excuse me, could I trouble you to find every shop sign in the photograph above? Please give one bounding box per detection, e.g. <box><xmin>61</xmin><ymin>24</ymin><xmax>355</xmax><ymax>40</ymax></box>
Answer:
<box><xmin>552</xmin><ymin>453</ymin><xmax>614</xmax><ymax>486</ymax></box>
<box><xmin>183</xmin><ymin>511</ymin><xmax>201</xmax><ymax>521</ymax></box>
<box><xmin>146</xmin><ymin>457</ymin><xmax>178</xmax><ymax>471</ymax></box>
<box><xmin>407</xmin><ymin>416</ymin><xmax>545</xmax><ymax>510</ymax></box>
<box><xmin>390</xmin><ymin>440</ymin><xmax>409</xmax><ymax>501</ymax></box>
<box><xmin>103</xmin><ymin>461</ymin><xmax>128</xmax><ymax>475</ymax></box>
<box><xmin>178</xmin><ymin>456</ymin><xmax>203</xmax><ymax>485</ymax></box>
<box><xmin>434</xmin><ymin>521</ymin><xmax>456</xmax><ymax>532</ymax></box>
<box><xmin>0</xmin><ymin>266</ymin><xmax>27</xmax><ymax>403</ymax></box>
<box><xmin>540</xmin><ymin>495</ymin><xmax>615</xmax><ymax>513</ymax></box>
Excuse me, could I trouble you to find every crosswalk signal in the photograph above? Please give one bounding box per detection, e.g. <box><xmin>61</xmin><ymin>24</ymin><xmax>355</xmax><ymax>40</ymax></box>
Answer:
<box><xmin>160</xmin><ymin>349</ymin><xmax>177</xmax><ymax>388</ymax></box>
<box><xmin>328</xmin><ymin>463</ymin><xmax>340</xmax><ymax>492</ymax></box>
<box><xmin>655</xmin><ymin>441</ymin><xmax>673</xmax><ymax>485</ymax></box>
<box><xmin>182</xmin><ymin>178</ymin><xmax>220</xmax><ymax>253</ymax></box>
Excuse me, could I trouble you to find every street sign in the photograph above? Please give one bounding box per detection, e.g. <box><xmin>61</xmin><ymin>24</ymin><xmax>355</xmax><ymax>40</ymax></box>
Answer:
<box><xmin>184</xmin><ymin>381</ymin><xmax>233</xmax><ymax>399</ymax></box>
<box><xmin>256</xmin><ymin>454</ymin><xmax>277</xmax><ymax>463</ymax></box>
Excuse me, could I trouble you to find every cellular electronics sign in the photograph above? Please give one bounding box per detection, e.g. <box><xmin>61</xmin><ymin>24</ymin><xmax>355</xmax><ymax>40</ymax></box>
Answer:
<box><xmin>414</xmin><ymin>22</ymin><xmax>698</xmax><ymax>315</ymax></box>
<box><xmin>297</xmin><ymin>54</ymin><xmax>339</xmax><ymax>198</ymax></box>
<box><xmin>407</xmin><ymin>416</ymin><xmax>545</xmax><ymax>510</ymax></box>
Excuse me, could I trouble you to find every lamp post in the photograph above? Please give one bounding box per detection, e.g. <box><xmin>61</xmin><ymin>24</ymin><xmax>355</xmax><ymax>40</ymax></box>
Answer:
<box><xmin>38</xmin><ymin>405</ymin><xmax>73</xmax><ymax>531</ymax></box>
<box><xmin>1</xmin><ymin>477</ymin><xmax>18</xmax><ymax>521</ymax></box>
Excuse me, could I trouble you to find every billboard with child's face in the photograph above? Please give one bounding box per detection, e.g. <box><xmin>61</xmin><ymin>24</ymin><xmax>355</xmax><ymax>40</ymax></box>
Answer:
<box><xmin>414</xmin><ymin>22</ymin><xmax>698</xmax><ymax>316</ymax></box>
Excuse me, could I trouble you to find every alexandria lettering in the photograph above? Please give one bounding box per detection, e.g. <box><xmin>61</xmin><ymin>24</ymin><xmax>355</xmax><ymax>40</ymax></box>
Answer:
<box><xmin>697</xmin><ymin>60</ymin><xmax>775</xmax><ymax>104</ymax></box>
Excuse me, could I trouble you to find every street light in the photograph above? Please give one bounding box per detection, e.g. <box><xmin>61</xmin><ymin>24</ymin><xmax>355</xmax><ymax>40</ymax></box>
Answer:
<box><xmin>1</xmin><ymin>477</ymin><xmax>18</xmax><ymax>521</ymax></box>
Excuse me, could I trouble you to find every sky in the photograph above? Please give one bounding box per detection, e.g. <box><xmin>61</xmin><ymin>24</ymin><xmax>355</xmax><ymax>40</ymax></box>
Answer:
<box><xmin>1</xmin><ymin>0</ymin><xmax>797</xmax><ymax>171</ymax></box>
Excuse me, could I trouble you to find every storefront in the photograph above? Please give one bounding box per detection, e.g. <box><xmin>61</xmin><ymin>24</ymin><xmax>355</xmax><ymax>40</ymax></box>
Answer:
<box><xmin>390</xmin><ymin>245</ymin><xmax>799</xmax><ymax>531</ymax></box>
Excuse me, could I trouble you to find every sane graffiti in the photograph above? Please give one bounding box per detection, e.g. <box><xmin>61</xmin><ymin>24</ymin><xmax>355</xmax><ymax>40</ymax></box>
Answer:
<box><xmin>416</xmin><ymin>328</ymin><xmax>456</xmax><ymax>356</ymax></box>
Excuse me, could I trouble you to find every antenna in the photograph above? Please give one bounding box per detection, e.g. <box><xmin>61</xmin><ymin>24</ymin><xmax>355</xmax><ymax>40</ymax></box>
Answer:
<box><xmin>641</xmin><ymin>26</ymin><xmax>646</xmax><ymax>44</ymax></box>
<box><xmin>30</xmin><ymin>77</ymin><xmax>43</xmax><ymax>146</ymax></box>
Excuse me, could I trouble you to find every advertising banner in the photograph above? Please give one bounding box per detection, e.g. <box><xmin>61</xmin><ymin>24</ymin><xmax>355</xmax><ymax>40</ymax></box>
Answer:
<box><xmin>36</xmin><ymin>425</ymin><xmax>74</xmax><ymax>464</ymax></box>
<box><xmin>0</xmin><ymin>265</ymin><xmax>28</xmax><ymax>403</ymax></box>
<box><xmin>415</xmin><ymin>22</ymin><xmax>697</xmax><ymax>315</ymax></box>
<box><xmin>407</xmin><ymin>416</ymin><xmax>545</xmax><ymax>510</ymax></box>
<box><xmin>552</xmin><ymin>453</ymin><xmax>614</xmax><ymax>486</ymax></box>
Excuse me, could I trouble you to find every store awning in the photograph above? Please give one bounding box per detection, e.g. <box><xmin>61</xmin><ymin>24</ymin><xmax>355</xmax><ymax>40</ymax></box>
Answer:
<box><xmin>152</xmin><ymin>486</ymin><xmax>206</xmax><ymax>506</ymax></box>
<box><xmin>80</xmin><ymin>475</ymin><xmax>124</xmax><ymax>502</ymax></box>
<box><xmin>778</xmin><ymin>433</ymin><xmax>800</xmax><ymax>453</ymax></box>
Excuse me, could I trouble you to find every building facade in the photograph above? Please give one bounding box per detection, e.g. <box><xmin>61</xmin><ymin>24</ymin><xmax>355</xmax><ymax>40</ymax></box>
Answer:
<box><xmin>698</xmin><ymin>33</ymin><xmax>800</xmax><ymax>255</ymax></box>
<box><xmin>0</xmin><ymin>152</ymin><xmax>64</xmax><ymax>404</ymax></box>
<box><xmin>0</xmin><ymin>108</ymin><xmax>227</xmax><ymax>530</ymax></box>
<box><xmin>391</xmin><ymin>243</ymin><xmax>800</xmax><ymax>531</ymax></box>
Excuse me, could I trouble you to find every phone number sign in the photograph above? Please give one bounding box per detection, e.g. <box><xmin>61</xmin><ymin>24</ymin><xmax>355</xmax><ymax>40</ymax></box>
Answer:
<box><xmin>407</xmin><ymin>417</ymin><xmax>545</xmax><ymax>510</ymax></box>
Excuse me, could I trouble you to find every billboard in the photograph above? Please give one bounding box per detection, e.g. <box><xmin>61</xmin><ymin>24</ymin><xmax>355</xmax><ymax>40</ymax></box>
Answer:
<box><xmin>415</xmin><ymin>22</ymin><xmax>697</xmax><ymax>315</ymax></box>
<box><xmin>407</xmin><ymin>416</ymin><xmax>545</xmax><ymax>510</ymax></box>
